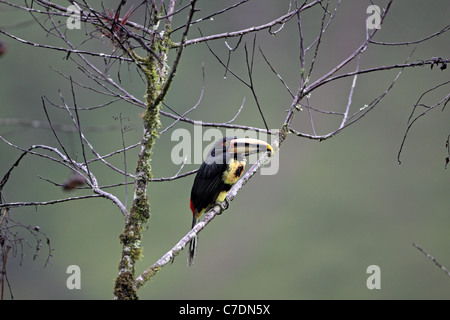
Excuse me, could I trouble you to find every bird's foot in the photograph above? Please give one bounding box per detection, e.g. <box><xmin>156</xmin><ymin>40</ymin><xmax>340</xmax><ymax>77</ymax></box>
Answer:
<box><xmin>169</xmin><ymin>254</ymin><xmax>175</xmax><ymax>265</ymax></box>
<box><xmin>216</xmin><ymin>198</ymin><xmax>229</xmax><ymax>215</ymax></box>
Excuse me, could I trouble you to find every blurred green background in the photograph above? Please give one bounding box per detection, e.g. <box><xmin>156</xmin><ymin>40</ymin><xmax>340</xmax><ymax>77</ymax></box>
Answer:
<box><xmin>0</xmin><ymin>0</ymin><xmax>449</xmax><ymax>299</ymax></box>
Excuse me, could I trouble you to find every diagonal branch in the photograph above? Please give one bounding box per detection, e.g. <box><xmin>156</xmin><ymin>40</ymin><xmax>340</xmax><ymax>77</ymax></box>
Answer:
<box><xmin>135</xmin><ymin>146</ymin><xmax>276</xmax><ymax>287</ymax></box>
<box><xmin>305</xmin><ymin>0</ymin><xmax>393</xmax><ymax>95</ymax></box>
<box><xmin>175</xmin><ymin>0</ymin><xmax>324</xmax><ymax>47</ymax></box>
<box><xmin>412</xmin><ymin>242</ymin><xmax>450</xmax><ymax>278</ymax></box>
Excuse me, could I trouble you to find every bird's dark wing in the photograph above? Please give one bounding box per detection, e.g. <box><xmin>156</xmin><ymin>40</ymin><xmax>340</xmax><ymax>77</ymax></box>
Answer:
<box><xmin>190</xmin><ymin>161</ymin><xmax>228</xmax><ymax>214</ymax></box>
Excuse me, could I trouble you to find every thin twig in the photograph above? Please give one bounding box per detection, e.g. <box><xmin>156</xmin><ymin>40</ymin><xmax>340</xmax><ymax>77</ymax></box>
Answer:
<box><xmin>176</xmin><ymin>0</ymin><xmax>323</xmax><ymax>47</ymax></box>
<box><xmin>412</xmin><ymin>242</ymin><xmax>450</xmax><ymax>278</ymax></box>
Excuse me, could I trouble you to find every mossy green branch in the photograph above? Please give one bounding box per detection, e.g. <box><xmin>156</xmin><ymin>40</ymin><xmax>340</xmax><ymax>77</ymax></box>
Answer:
<box><xmin>113</xmin><ymin>43</ymin><xmax>166</xmax><ymax>300</ymax></box>
<box><xmin>113</xmin><ymin>0</ymin><xmax>197</xmax><ymax>300</ymax></box>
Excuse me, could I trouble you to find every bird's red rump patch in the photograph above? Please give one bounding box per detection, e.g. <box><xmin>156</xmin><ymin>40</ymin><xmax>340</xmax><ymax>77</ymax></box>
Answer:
<box><xmin>189</xmin><ymin>199</ymin><xmax>195</xmax><ymax>215</ymax></box>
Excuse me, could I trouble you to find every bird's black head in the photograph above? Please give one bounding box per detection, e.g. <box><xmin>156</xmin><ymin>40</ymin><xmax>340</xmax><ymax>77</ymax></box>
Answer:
<box><xmin>206</xmin><ymin>136</ymin><xmax>236</xmax><ymax>165</ymax></box>
<box><xmin>205</xmin><ymin>136</ymin><xmax>273</xmax><ymax>165</ymax></box>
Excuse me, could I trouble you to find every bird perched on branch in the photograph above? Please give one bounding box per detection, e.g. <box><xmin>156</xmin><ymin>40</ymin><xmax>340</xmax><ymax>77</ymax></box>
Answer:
<box><xmin>188</xmin><ymin>136</ymin><xmax>273</xmax><ymax>266</ymax></box>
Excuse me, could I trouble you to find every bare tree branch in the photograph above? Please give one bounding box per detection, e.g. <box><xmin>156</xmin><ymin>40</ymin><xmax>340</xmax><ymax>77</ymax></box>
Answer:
<box><xmin>175</xmin><ymin>0</ymin><xmax>324</xmax><ymax>47</ymax></box>
<box><xmin>413</xmin><ymin>242</ymin><xmax>450</xmax><ymax>278</ymax></box>
<box><xmin>135</xmin><ymin>147</ymin><xmax>275</xmax><ymax>286</ymax></box>
<box><xmin>1</xmin><ymin>0</ymin><xmax>449</xmax><ymax>300</ymax></box>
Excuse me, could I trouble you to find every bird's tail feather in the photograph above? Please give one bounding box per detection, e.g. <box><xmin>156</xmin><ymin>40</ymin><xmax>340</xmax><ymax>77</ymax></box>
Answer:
<box><xmin>187</xmin><ymin>214</ymin><xmax>198</xmax><ymax>266</ymax></box>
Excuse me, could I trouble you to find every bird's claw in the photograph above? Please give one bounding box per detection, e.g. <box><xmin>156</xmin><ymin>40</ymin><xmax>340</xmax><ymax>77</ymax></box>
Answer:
<box><xmin>216</xmin><ymin>199</ymin><xmax>229</xmax><ymax>215</ymax></box>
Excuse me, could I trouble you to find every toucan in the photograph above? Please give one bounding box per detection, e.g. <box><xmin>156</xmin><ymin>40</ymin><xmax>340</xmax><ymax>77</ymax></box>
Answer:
<box><xmin>188</xmin><ymin>136</ymin><xmax>274</xmax><ymax>266</ymax></box>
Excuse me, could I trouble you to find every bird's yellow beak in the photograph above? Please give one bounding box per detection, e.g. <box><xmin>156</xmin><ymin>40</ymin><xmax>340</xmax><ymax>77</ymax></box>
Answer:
<box><xmin>229</xmin><ymin>138</ymin><xmax>274</xmax><ymax>157</ymax></box>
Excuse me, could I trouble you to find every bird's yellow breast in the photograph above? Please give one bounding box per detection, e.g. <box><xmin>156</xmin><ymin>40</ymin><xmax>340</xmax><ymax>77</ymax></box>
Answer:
<box><xmin>222</xmin><ymin>159</ymin><xmax>246</xmax><ymax>185</ymax></box>
<box><xmin>216</xmin><ymin>190</ymin><xmax>228</xmax><ymax>203</ymax></box>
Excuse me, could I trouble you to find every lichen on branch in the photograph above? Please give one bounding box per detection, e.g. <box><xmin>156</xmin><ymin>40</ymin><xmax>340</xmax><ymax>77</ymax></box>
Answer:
<box><xmin>113</xmin><ymin>0</ymin><xmax>197</xmax><ymax>300</ymax></box>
